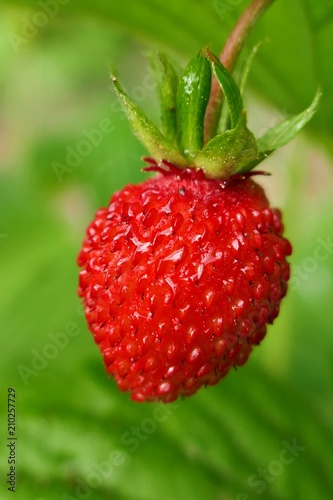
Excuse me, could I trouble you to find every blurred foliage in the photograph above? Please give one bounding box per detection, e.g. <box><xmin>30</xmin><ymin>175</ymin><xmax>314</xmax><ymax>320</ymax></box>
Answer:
<box><xmin>0</xmin><ymin>1</ymin><xmax>333</xmax><ymax>499</ymax></box>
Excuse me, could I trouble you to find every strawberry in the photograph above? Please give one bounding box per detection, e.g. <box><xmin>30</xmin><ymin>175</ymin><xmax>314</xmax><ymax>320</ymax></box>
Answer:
<box><xmin>78</xmin><ymin>165</ymin><xmax>291</xmax><ymax>402</ymax></box>
<box><xmin>78</xmin><ymin>39</ymin><xmax>319</xmax><ymax>402</ymax></box>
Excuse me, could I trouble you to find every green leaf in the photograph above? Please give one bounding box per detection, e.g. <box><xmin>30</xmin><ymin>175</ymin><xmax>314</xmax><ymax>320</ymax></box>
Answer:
<box><xmin>215</xmin><ymin>42</ymin><xmax>265</xmax><ymax>136</ymax></box>
<box><xmin>111</xmin><ymin>75</ymin><xmax>186</xmax><ymax>165</ymax></box>
<box><xmin>204</xmin><ymin>49</ymin><xmax>244</xmax><ymax>129</ymax></box>
<box><xmin>154</xmin><ymin>53</ymin><xmax>179</xmax><ymax>144</ymax></box>
<box><xmin>194</xmin><ymin>118</ymin><xmax>258</xmax><ymax>179</ymax></box>
<box><xmin>177</xmin><ymin>50</ymin><xmax>211</xmax><ymax>159</ymax></box>
<box><xmin>257</xmin><ymin>87</ymin><xmax>322</xmax><ymax>154</ymax></box>
<box><xmin>239</xmin><ymin>40</ymin><xmax>266</xmax><ymax>96</ymax></box>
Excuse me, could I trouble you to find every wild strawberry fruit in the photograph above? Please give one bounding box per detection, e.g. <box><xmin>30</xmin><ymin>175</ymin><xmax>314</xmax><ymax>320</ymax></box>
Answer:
<box><xmin>78</xmin><ymin>46</ymin><xmax>319</xmax><ymax>402</ymax></box>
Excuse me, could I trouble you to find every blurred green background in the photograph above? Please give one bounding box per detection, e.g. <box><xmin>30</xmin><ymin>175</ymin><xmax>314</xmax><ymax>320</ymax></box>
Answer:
<box><xmin>1</xmin><ymin>0</ymin><xmax>333</xmax><ymax>499</ymax></box>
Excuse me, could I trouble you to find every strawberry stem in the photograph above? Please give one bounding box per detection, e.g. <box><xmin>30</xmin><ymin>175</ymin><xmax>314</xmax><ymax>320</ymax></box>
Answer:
<box><xmin>204</xmin><ymin>0</ymin><xmax>276</xmax><ymax>143</ymax></box>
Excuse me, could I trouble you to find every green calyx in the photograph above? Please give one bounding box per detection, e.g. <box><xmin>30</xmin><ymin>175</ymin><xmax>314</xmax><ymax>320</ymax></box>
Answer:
<box><xmin>111</xmin><ymin>48</ymin><xmax>321</xmax><ymax>180</ymax></box>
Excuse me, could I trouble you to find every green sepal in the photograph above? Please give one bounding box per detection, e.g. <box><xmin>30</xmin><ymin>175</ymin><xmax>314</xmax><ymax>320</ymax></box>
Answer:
<box><xmin>111</xmin><ymin>76</ymin><xmax>186</xmax><ymax>166</ymax></box>
<box><xmin>112</xmin><ymin>47</ymin><xmax>320</xmax><ymax>181</ymax></box>
<box><xmin>154</xmin><ymin>53</ymin><xmax>178</xmax><ymax>144</ymax></box>
<box><xmin>239</xmin><ymin>40</ymin><xmax>266</xmax><ymax>95</ymax></box>
<box><xmin>194</xmin><ymin>115</ymin><xmax>258</xmax><ymax>179</ymax></box>
<box><xmin>257</xmin><ymin>87</ymin><xmax>322</xmax><ymax>155</ymax></box>
<box><xmin>177</xmin><ymin>50</ymin><xmax>212</xmax><ymax>159</ymax></box>
<box><xmin>204</xmin><ymin>49</ymin><xmax>243</xmax><ymax>129</ymax></box>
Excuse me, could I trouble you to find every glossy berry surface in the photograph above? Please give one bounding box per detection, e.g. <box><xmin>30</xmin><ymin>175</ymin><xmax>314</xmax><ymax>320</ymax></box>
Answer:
<box><xmin>78</xmin><ymin>168</ymin><xmax>291</xmax><ymax>402</ymax></box>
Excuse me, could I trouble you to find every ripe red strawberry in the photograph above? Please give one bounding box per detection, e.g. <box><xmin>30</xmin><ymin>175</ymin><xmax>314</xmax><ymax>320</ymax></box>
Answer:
<box><xmin>78</xmin><ymin>45</ymin><xmax>319</xmax><ymax>402</ymax></box>
<box><xmin>78</xmin><ymin>165</ymin><xmax>291</xmax><ymax>402</ymax></box>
